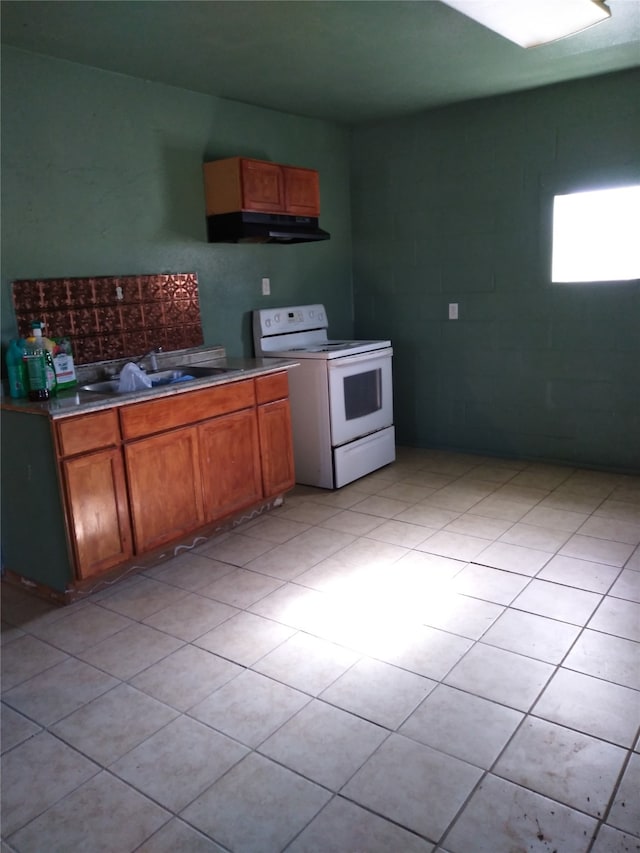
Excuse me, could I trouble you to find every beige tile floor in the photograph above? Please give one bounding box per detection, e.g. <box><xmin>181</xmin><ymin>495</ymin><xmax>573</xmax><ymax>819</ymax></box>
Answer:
<box><xmin>2</xmin><ymin>446</ymin><xmax>640</xmax><ymax>853</ymax></box>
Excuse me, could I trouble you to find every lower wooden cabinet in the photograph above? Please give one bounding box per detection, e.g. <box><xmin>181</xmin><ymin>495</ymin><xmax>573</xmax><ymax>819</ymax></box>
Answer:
<box><xmin>258</xmin><ymin>398</ymin><xmax>295</xmax><ymax>497</ymax></box>
<box><xmin>62</xmin><ymin>448</ymin><xmax>132</xmax><ymax>578</ymax></box>
<box><xmin>51</xmin><ymin>371</ymin><xmax>295</xmax><ymax>588</ymax></box>
<box><xmin>255</xmin><ymin>371</ymin><xmax>295</xmax><ymax>498</ymax></box>
<box><xmin>125</xmin><ymin>426</ymin><xmax>205</xmax><ymax>553</ymax></box>
<box><xmin>199</xmin><ymin>409</ymin><xmax>263</xmax><ymax>521</ymax></box>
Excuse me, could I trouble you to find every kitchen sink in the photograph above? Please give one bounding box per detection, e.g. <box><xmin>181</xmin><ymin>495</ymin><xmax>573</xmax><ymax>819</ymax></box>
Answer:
<box><xmin>149</xmin><ymin>365</ymin><xmax>242</xmax><ymax>384</ymax></box>
<box><xmin>79</xmin><ymin>365</ymin><xmax>243</xmax><ymax>396</ymax></box>
<box><xmin>80</xmin><ymin>379</ymin><xmax>123</xmax><ymax>395</ymax></box>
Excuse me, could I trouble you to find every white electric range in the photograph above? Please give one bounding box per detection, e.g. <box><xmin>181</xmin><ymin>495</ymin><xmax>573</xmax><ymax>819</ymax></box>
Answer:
<box><xmin>253</xmin><ymin>304</ymin><xmax>395</xmax><ymax>488</ymax></box>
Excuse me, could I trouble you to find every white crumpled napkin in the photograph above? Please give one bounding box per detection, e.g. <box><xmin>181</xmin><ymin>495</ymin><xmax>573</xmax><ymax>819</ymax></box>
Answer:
<box><xmin>118</xmin><ymin>362</ymin><xmax>153</xmax><ymax>392</ymax></box>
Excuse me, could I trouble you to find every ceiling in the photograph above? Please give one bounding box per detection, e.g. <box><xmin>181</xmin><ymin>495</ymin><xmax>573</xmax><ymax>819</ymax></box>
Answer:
<box><xmin>2</xmin><ymin>0</ymin><xmax>639</xmax><ymax>125</ymax></box>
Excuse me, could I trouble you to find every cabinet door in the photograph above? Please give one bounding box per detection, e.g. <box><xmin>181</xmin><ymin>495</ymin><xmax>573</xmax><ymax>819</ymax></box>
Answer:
<box><xmin>241</xmin><ymin>159</ymin><xmax>284</xmax><ymax>212</ymax></box>
<box><xmin>258</xmin><ymin>399</ymin><xmax>295</xmax><ymax>497</ymax></box>
<box><xmin>199</xmin><ymin>409</ymin><xmax>263</xmax><ymax>521</ymax></box>
<box><xmin>63</xmin><ymin>448</ymin><xmax>132</xmax><ymax>579</ymax></box>
<box><xmin>283</xmin><ymin>166</ymin><xmax>320</xmax><ymax>216</ymax></box>
<box><xmin>125</xmin><ymin>426</ymin><xmax>204</xmax><ymax>553</ymax></box>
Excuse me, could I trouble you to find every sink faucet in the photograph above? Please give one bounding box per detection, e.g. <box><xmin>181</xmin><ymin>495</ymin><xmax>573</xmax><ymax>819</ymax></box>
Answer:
<box><xmin>137</xmin><ymin>347</ymin><xmax>163</xmax><ymax>372</ymax></box>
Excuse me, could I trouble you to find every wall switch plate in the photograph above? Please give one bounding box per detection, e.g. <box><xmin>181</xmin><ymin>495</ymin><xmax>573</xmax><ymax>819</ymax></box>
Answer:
<box><xmin>448</xmin><ymin>302</ymin><xmax>459</xmax><ymax>320</ymax></box>
<box><xmin>262</xmin><ymin>277</ymin><xmax>271</xmax><ymax>296</ymax></box>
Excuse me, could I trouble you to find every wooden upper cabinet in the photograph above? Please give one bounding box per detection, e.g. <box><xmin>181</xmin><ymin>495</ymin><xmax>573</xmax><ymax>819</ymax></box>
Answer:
<box><xmin>241</xmin><ymin>159</ymin><xmax>285</xmax><ymax>212</ymax></box>
<box><xmin>282</xmin><ymin>166</ymin><xmax>320</xmax><ymax>216</ymax></box>
<box><xmin>204</xmin><ymin>157</ymin><xmax>320</xmax><ymax>217</ymax></box>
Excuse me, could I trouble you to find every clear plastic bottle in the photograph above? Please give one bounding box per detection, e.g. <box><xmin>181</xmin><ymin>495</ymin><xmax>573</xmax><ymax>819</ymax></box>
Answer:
<box><xmin>5</xmin><ymin>338</ymin><xmax>28</xmax><ymax>399</ymax></box>
<box><xmin>40</xmin><ymin>328</ymin><xmax>58</xmax><ymax>396</ymax></box>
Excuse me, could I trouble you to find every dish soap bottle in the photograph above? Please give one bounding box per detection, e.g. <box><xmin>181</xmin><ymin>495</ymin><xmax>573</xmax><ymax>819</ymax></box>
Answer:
<box><xmin>5</xmin><ymin>338</ymin><xmax>28</xmax><ymax>399</ymax></box>
<box><xmin>24</xmin><ymin>322</ymin><xmax>57</xmax><ymax>400</ymax></box>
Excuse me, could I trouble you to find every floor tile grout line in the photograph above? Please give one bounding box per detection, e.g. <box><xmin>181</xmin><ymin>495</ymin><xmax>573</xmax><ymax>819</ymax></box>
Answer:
<box><xmin>582</xmin><ymin>758</ymin><xmax>640</xmax><ymax>853</ymax></box>
<box><xmin>439</xmin><ymin>641</ymin><xmax>639</xmax><ymax>852</ymax></box>
<box><xmin>595</xmin><ymin>735</ymin><xmax>640</xmax><ymax>839</ymax></box>
<box><xmin>525</xmin><ymin>703</ymin><xmax>640</xmax><ymax>751</ymax></box>
<box><xmin>2</xmin><ymin>740</ymin><xmax>104</xmax><ymax>841</ymax></box>
<box><xmin>279</xmin><ymin>791</ymin><xmax>434</xmax><ymax>852</ymax></box>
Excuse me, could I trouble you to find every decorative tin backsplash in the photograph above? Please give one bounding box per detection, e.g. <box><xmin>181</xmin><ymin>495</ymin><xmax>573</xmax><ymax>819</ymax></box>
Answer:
<box><xmin>12</xmin><ymin>272</ymin><xmax>203</xmax><ymax>365</ymax></box>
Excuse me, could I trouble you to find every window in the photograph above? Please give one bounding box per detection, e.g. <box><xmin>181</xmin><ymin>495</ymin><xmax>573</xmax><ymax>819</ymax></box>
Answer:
<box><xmin>551</xmin><ymin>184</ymin><xmax>640</xmax><ymax>283</ymax></box>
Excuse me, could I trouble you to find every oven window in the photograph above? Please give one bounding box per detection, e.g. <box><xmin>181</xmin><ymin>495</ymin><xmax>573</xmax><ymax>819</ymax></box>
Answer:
<box><xmin>344</xmin><ymin>369</ymin><xmax>382</xmax><ymax>420</ymax></box>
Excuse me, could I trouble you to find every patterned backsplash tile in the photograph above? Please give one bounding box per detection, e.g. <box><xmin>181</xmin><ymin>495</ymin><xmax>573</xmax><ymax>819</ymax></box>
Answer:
<box><xmin>12</xmin><ymin>272</ymin><xmax>203</xmax><ymax>365</ymax></box>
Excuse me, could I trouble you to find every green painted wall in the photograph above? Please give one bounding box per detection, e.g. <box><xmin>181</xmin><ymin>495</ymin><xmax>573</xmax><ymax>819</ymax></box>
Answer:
<box><xmin>2</xmin><ymin>48</ymin><xmax>639</xmax><ymax>473</ymax></box>
<box><xmin>0</xmin><ymin>47</ymin><xmax>353</xmax><ymax>356</ymax></box>
<box><xmin>351</xmin><ymin>69</ymin><xmax>640</xmax><ymax>471</ymax></box>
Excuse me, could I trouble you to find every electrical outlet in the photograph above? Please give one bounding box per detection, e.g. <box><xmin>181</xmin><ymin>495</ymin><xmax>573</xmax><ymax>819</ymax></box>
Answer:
<box><xmin>262</xmin><ymin>277</ymin><xmax>271</xmax><ymax>296</ymax></box>
<box><xmin>448</xmin><ymin>302</ymin><xmax>459</xmax><ymax>320</ymax></box>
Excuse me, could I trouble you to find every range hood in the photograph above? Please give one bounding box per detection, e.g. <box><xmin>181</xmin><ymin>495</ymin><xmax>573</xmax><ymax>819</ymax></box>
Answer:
<box><xmin>207</xmin><ymin>211</ymin><xmax>330</xmax><ymax>244</ymax></box>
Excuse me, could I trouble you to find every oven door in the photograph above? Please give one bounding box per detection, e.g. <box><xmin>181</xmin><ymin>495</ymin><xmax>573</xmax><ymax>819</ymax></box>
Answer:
<box><xmin>327</xmin><ymin>347</ymin><xmax>393</xmax><ymax>447</ymax></box>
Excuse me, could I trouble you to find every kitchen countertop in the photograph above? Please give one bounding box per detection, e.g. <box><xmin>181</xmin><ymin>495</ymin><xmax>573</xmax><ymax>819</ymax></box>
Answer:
<box><xmin>1</xmin><ymin>350</ymin><xmax>299</xmax><ymax>419</ymax></box>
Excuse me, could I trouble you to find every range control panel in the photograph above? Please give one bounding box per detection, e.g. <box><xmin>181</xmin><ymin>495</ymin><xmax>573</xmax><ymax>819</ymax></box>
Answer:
<box><xmin>253</xmin><ymin>304</ymin><xmax>328</xmax><ymax>337</ymax></box>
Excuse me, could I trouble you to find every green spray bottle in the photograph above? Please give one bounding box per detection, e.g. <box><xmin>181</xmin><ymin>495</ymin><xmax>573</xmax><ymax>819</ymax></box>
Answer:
<box><xmin>25</xmin><ymin>322</ymin><xmax>57</xmax><ymax>400</ymax></box>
